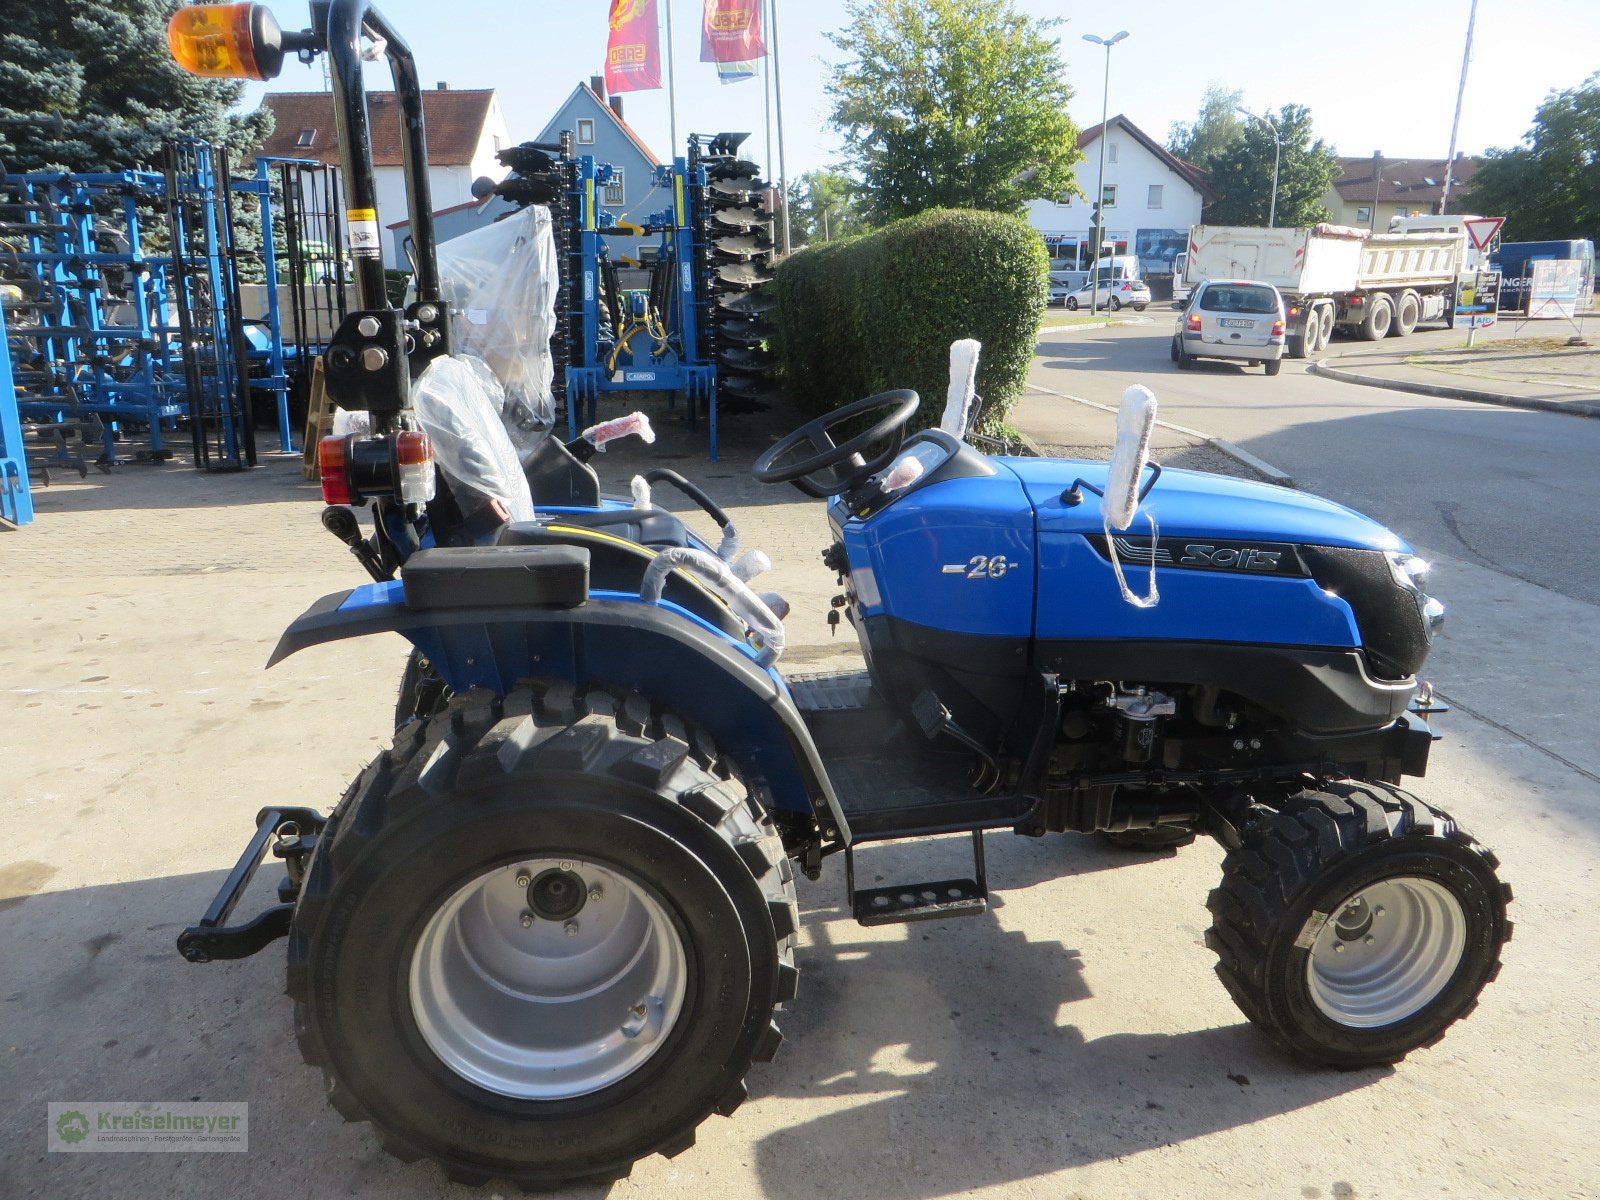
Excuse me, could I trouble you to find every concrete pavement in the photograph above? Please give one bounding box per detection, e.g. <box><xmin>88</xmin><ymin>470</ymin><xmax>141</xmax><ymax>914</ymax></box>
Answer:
<box><xmin>2</xmin><ymin>386</ymin><xmax>1596</xmax><ymax>1200</ymax></box>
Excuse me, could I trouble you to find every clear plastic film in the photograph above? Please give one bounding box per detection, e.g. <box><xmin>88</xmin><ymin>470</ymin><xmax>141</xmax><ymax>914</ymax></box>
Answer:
<box><xmin>639</xmin><ymin>547</ymin><xmax>787</xmax><ymax>666</ymax></box>
<box><xmin>411</xmin><ymin>354</ymin><xmax>536</xmax><ymax>523</ymax></box>
<box><xmin>583</xmin><ymin>412</ymin><xmax>656</xmax><ymax>451</ymax></box>
<box><xmin>432</xmin><ymin>207</ymin><xmax>560</xmax><ymax>453</ymax></box>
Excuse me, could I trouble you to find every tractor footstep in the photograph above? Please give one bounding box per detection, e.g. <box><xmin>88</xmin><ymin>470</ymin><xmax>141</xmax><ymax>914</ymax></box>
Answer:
<box><xmin>851</xmin><ymin>877</ymin><xmax>987</xmax><ymax>926</ymax></box>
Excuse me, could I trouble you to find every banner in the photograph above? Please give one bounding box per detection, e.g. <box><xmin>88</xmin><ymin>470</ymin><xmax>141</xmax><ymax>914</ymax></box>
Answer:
<box><xmin>701</xmin><ymin>0</ymin><xmax>765</xmax><ymax>64</ymax></box>
<box><xmin>715</xmin><ymin>60</ymin><xmax>759</xmax><ymax>84</ymax></box>
<box><xmin>605</xmin><ymin>0</ymin><xmax>661</xmax><ymax>94</ymax></box>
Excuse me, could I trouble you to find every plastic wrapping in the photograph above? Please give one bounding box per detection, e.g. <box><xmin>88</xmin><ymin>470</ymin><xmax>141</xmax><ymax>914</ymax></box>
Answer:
<box><xmin>1101</xmin><ymin>384</ymin><xmax>1160</xmax><ymax>608</ymax></box>
<box><xmin>629</xmin><ymin>475</ymin><xmax>652</xmax><ymax>508</ymax></box>
<box><xmin>411</xmin><ymin>354</ymin><xmax>536</xmax><ymax>523</ymax></box>
<box><xmin>731</xmin><ymin>548</ymin><xmax>770</xmax><ymax>582</ymax></box>
<box><xmin>583</xmin><ymin>412</ymin><xmax>656</xmax><ymax>452</ymax></box>
<box><xmin>639</xmin><ymin>547</ymin><xmax>787</xmax><ymax>665</ymax></box>
<box><xmin>941</xmin><ymin>338</ymin><xmax>982</xmax><ymax>437</ymax></box>
<box><xmin>882</xmin><ymin>454</ymin><xmax>925</xmax><ymax>492</ymax></box>
<box><xmin>432</xmin><ymin>207</ymin><xmax>560</xmax><ymax>451</ymax></box>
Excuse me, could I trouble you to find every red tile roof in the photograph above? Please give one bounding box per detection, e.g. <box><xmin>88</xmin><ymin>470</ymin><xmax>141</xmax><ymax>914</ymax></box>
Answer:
<box><xmin>1331</xmin><ymin>156</ymin><xmax>1481</xmax><ymax>208</ymax></box>
<box><xmin>256</xmin><ymin>89</ymin><xmax>495</xmax><ymax>167</ymax></box>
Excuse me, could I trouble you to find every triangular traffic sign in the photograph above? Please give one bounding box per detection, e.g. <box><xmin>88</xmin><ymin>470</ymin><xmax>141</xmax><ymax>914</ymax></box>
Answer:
<box><xmin>1464</xmin><ymin>217</ymin><xmax>1505</xmax><ymax>250</ymax></box>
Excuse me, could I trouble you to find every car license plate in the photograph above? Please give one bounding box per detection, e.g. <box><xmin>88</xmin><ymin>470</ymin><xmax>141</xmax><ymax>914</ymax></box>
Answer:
<box><xmin>1220</xmin><ymin>318</ymin><xmax>1253</xmax><ymax>328</ymax></box>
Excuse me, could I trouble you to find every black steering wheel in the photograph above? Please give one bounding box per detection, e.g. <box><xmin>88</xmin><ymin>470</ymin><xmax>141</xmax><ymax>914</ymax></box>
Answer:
<box><xmin>752</xmin><ymin>390</ymin><xmax>921</xmax><ymax>498</ymax></box>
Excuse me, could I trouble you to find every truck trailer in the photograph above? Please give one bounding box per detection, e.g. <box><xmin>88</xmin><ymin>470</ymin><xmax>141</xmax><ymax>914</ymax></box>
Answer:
<box><xmin>1182</xmin><ymin>223</ymin><xmax>1468</xmax><ymax>357</ymax></box>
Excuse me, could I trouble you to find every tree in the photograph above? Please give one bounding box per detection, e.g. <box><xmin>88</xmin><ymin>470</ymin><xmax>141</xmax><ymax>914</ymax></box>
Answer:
<box><xmin>1466</xmin><ymin>76</ymin><xmax>1600</xmax><ymax>242</ymax></box>
<box><xmin>0</xmin><ymin>0</ymin><xmax>271</xmax><ymax>174</ymax></box>
<box><xmin>1205</xmin><ymin>103</ymin><xmax>1339</xmax><ymax>228</ymax></box>
<box><xmin>785</xmin><ymin>168</ymin><xmax>870</xmax><ymax>245</ymax></box>
<box><xmin>1167</xmin><ymin>84</ymin><xmax>1245</xmax><ymax>175</ymax></box>
<box><xmin>826</xmin><ymin>0</ymin><xmax>1083</xmax><ymax>223</ymax></box>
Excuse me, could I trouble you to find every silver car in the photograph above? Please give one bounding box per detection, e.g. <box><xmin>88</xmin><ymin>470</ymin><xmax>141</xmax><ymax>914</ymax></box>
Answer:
<box><xmin>1171</xmin><ymin>280</ymin><xmax>1286</xmax><ymax>375</ymax></box>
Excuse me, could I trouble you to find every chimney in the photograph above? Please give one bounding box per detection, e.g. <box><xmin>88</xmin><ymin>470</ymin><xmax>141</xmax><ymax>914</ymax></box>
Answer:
<box><xmin>436</xmin><ymin>81</ymin><xmax>448</xmax><ymax>90</ymax></box>
<box><xmin>590</xmin><ymin>75</ymin><xmax>606</xmax><ymax>100</ymax></box>
<box><xmin>609</xmin><ymin>96</ymin><xmax>624</xmax><ymax>120</ymax></box>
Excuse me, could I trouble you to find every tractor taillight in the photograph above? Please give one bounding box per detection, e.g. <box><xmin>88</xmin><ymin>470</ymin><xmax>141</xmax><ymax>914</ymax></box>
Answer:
<box><xmin>318</xmin><ymin>434</ymin><xmax>353</xmax><ymax>506</ymax></box>
<box><xmin>395</xmin><ymin>430</ymin><xmax>436</xmax><ymax>505</ymax></box>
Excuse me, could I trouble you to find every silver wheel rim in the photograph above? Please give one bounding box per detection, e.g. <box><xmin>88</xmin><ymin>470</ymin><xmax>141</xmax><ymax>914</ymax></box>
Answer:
<box><xmin>1306</xmin><ymin>876</ymin><xmax>1466</xmax><ymax>1028</ymax></box>
<box><xmin>410</xmin><ymin>857</ymin><xmax>688</xmax><ymax>1099</ymax></box>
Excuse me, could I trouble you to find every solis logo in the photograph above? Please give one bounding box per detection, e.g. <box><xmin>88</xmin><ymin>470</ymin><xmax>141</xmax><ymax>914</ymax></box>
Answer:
<box><xmin>609</xmin><ymin>43</ymin><xmax>648</xmax><ymax>64</ymax></box>
<box><xmin>1181</xmin><ymin>544</ymin><xmax>1282</xmax><ymax>571</ymax></box>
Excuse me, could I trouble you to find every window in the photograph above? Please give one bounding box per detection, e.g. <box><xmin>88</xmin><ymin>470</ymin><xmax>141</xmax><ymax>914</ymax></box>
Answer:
<box><xmin>1107</xmin><ymin>142</ymin><xmax>1119</xmax><ymax>164</ymax></box>
<box><xmin>492</xmin><ymin>135</ymin><xmax>503</xmax><ymax>152</ymax></box>
<box><xmin>1101</xmin><ymin>184</ymin><xmax>1117</xmax><ymax>209</ymax></box>
<box><xmin>577</xmin><ymin>118</ymin><xmax>595</xmax><ymax>144</ymax></box>
<box><xmin>1147</xmin><ymin>184</ymin><xmax>1163</xmax><ymax>209</ymax></box>
<box><xmin>1056</xmin><ymin>191</ymin><xmax>1072</xmax><ymax>207</ymax></box>
<box><xmin>1356</xmin><ymin>206</ymin><xmax>1372</xmax><ymax>224</ymax></box>
<box><xmin>295</xmin><ymin>128</ymin><xmax>315</xmax><ymax>148</ymax></box>
<box><xmin>603</xmin><ymin>169</ymin><xmax>625</xmax><ymax>207</ymax></box>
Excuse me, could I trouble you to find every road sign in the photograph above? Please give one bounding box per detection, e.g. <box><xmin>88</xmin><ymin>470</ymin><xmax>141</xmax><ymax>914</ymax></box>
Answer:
<box><xmin>1464</xmin><ymin>217</ymin><xmax>1505</xmax><ymax>251</ymax></box>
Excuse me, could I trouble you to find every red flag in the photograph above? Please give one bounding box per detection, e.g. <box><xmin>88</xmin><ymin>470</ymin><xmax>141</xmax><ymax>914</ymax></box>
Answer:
<box><xmin>701</xmin><ymin>0</ymin><xmax>765</xmax><ymax>64</ymax></box>
<box><xmin>605</xmin><ymin>0</ymin><xmax>661</xmax><ymax>94</ymax></box>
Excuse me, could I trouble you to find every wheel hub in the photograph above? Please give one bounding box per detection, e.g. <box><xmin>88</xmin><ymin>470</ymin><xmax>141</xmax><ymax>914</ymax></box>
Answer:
<box><xmin>409</xmin><ymin>856</ymin><xmax>688</xmax><ymax>1100</ymax></box>
<box><xmin>1306</xmin><ymin>875</ymin><xmax>1466</xmax><ymax>1028</ymax></box>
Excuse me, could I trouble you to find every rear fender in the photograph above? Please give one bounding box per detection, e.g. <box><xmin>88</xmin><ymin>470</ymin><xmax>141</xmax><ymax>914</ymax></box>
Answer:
<box><xmin>268</xmin><ymin>582</ymin><xmax>846</xmax><ymax>832</ymax></box>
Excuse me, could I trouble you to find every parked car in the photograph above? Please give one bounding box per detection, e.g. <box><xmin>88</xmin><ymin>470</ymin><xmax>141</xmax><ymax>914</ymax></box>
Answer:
<box><xmin>1171</xmin><ymin>279</ymin><xmax>1286</xmax><ymax>375</ymax></box>
<box><xmin>1061</xmin><ymin>277</ymin><xmax>1151</xmax><ymax>311</ymax></box>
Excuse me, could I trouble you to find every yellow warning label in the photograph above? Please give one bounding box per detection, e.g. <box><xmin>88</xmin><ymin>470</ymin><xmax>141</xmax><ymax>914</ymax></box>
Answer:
<box><xmin>346</xmin><ymin>207</ymin><xmax>378</xmax><ymax>222</ymax></box>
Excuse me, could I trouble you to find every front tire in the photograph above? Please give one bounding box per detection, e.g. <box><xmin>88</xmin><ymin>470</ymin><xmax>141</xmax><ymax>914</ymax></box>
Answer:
<box><xmin>1206</xmin><ymin>781</ymin><xmax>1510</xmax><ymax>1068</ymax></box>
<box><xmin>289</xmin><ymin>682</ymin><xmax>799</xmax><ymax>1188</ymax></box>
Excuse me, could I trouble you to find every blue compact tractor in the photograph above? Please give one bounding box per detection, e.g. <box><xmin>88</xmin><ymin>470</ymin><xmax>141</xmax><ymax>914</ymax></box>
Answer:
<box><xmin>171</xmin><ymin>2</ymin><xmax>1510</xmax><ymax>1190</ymax></box>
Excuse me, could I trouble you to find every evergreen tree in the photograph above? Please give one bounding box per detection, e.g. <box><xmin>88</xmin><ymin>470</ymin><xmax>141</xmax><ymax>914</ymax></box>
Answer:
<box><xmin>0</xmin><ymin>0</ymin><xmax>271</xmax><ymax>174</ymax></box>
<box><xmin>826</xmin><ymin>0</ymin><xmax>1082</xmax><ymax>223</ymax></box>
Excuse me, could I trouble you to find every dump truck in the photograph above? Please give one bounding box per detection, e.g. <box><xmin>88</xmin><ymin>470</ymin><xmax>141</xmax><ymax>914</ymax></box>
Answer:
<box><xmin>1182</xmin><ymin>223</ymin><xmax>1469</xmax><ymax>357</ymax></box>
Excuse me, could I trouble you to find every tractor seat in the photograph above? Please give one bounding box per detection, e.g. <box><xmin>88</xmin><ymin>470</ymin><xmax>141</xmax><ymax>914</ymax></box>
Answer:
<box><xmin>518</xmin><ymin>506</ymin><xmax>695</xmax><ymax>549</ymax></box>
<box><xmin>495</xmin><ymin>520</ymin><xmax>744</xmax><ymax>639</ymax></box>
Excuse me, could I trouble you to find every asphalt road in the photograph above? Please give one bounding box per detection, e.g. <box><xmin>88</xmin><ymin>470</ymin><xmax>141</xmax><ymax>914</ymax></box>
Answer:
<box><xmin>1030</xmin><ymin>318</ymin><xmax>1600</xmax><ymax>607</ymax></box>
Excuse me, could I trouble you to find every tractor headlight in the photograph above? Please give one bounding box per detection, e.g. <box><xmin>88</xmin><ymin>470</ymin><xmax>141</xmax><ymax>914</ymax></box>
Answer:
<box><xmin>1388</xmin><ymin>552</ymin><xmax>1444</xmax><ymax>641</ymax></box>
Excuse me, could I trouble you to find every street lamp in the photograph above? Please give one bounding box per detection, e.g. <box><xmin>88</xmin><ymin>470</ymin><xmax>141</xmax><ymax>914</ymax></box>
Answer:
<box><xmin>1083</xmin><ymin>30</ymin><xmax>1128</xmax><ymax>315</ymax></box>
<box><xmin>1236</xmin><ymin>106</ymin><xmax>1283</xmax><ymax>228</ymax></box>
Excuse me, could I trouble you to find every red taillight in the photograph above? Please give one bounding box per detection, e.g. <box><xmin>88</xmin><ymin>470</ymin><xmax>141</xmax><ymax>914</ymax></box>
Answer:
<box><xmin>1186</xmin><ymin>313</ymin><xmax>1202</xmax><ymax>331</ymax></box>
<box><xmin>318</xmin><ymin>434</ymin><xmax>352</xmax><ymax>505</ymax></box>
<box><xmin>1288</xmin><ymin>304</ymin><xmax>1301</xmax><ymax>317</ymax></box>
<box><xmin>395</xmin><ymin>430</ymin><xmax>431</xmax><ymax>465</ymax></box>
<box><xmin>1271</xmin><ymin>318</ymin><xmax>1286</xmax><ymax>336</ymax></box>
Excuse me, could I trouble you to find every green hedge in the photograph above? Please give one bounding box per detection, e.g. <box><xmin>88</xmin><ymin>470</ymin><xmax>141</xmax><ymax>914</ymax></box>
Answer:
<box><xmin>772</xmin><ymin>208</ymin><xmax>1048</xmax><ymax>434</ymax></box>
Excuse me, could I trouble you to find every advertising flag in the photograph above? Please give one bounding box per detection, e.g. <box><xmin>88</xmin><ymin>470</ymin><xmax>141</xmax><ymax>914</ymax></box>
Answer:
<box><xmin>606</xmin><ymin>0</ymin><xmax>662</xmax><ymax>94</ymax></box>
<box><xmin>701</xmin><ymin>0</ymin><xmax>765</xmax><ymax>65</ymax></box>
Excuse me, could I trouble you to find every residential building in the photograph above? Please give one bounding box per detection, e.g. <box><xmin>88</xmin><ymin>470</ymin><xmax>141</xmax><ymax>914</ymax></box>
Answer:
<box><xmin>1026</xmin><ymin>115</ymin><xmax>1215</xmax><ymax>284</ymax></box>
<box><xmin>256</xmin><ymin>86</ymin><xmax>512</xmax><ymax>269</ymax></box>
<box><xmin>1324</xmin><ymin>154</ymin><xmax>1482</xmax><ymax>230</ymax></box>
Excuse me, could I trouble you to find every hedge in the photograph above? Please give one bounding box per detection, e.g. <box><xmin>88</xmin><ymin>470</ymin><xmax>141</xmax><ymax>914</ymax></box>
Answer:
<box><xmin>771</xmin><ymin>207</ymin><xmax>1048</xmax><ymax>434</ymax></box>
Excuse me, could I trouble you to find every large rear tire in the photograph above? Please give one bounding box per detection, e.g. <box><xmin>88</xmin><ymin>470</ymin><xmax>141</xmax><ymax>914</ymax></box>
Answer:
<box><xmin>289</xmin><ymin>681</ymin><xmax>799</xmax><ymax>1188</ymax></box>
<box><xmin>1392</xmin><ymin>291</ymin><xmax>1421</xmax><ymax>337</ymax></box>
<box><xmin>1206</xmin><ymin>781</ymin><xmax>1510</xmax><ymax>1068</ymax></box>
<box><xmin>1360</xmin><ymin>295</ymin><xmax>1394</xmax><ymax>341</ymax></box>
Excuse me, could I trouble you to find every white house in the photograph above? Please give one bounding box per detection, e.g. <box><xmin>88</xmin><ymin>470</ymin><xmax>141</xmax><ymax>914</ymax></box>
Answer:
<box><xmin>257</xmin><ymin>86</ymin><xmax>512</xmax><ymax>269</ymax></box>
<box><xmin>1026</xmin><ymin>114</ymin><xmax>1214</xmax><ymax>283</ymax></box>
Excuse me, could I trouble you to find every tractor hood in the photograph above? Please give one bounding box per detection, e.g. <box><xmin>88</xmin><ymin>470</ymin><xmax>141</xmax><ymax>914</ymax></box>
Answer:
<box><xmin>999</xmin><ymin>458</ymin><xmax>1407</xmax><ymax>552</ymax></box>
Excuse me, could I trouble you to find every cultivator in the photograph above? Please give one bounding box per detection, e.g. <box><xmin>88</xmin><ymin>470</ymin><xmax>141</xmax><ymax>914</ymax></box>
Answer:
<box><xmin>492</xmin><ymin>131</ymin><xmax>778</xmax><ymax>459</ymax></box>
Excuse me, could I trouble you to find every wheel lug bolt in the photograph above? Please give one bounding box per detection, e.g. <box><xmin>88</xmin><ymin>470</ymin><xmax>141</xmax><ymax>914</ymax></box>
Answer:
<box><xmin>559</xmin><ymin>861</ymin><xmax>573</xmax><ymax>872</ymax></box>
<box><xmin>1333</xmin><ymin>942</ymin><xmax>1346</xmax><ymax>953</ymax></box>
<box><xmin>1374</xmin><ymin>906</ymin><xmax>1386</xmax><ymax>916</ymax></box>
<box><xmin>520</xmin><ymin>913</ymin><xmax>534</xmax><ymax>928</ymax></box>
<box><xmin>588</xmin><ymin>886</ymin><xmax>603</xmax><ymax>902</ymax></box>
<box><xmin>1364</xmin><ymin>935</ymin><xmax>1376</xmax><ymax>946</ymax></box>
<box><xmin>564</xmin><ymin>920</ymin><xmax>580</xmax><ymax>936</ymax></box>
<box><xmin>515</xmin><ymin>872</ymin><xmax>531</xmax><ymax>888</ymax></box>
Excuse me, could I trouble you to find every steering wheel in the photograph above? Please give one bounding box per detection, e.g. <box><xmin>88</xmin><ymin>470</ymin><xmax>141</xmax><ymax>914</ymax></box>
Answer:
<box><xmin>752</xmin><ymin>390</ymin><xmax>921</xmax><ymax>498</ymax></box>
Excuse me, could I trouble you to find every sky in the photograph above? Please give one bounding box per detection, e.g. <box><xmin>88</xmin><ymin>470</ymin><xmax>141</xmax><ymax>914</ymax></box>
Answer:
<box><xmin>242</xmin><ymin>0</ymin><xmax>1600</xmax><ymax>185</ymax></box>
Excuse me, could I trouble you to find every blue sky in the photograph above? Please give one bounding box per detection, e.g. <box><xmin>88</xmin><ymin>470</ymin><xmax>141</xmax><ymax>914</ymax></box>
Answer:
<box><xmin>243</xmin><ymin>0</ymin><xmax>1600</xmax><ymax>182</ymax></box>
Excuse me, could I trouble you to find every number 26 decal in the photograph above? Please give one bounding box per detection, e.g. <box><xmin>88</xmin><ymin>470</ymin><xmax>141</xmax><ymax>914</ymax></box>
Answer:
<box><xmin>942</xmin><ymin>554</ymin><xmax>1014</xmax><ymax>579</ymax></box>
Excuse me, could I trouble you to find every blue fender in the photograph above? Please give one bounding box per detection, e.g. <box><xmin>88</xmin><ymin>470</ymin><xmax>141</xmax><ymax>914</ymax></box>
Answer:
<box><xmin>267</xmin><ymin>582</ymin><xmax>846</xmax><ymax>833</ymax></box>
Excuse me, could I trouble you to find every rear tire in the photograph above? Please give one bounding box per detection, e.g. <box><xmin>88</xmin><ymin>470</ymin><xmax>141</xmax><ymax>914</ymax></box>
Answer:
<box><xmin>1392</xmin><ymin>291</ymin><xmax>1421</xmax><ymax>337</ymax></box>
<box><xmin>1360</xmin><ymin>295</ymin><xmax>1394</xmax><ymax>341</ymax></box>
<box><xmin>1110</xmin><ymin>296</ymin><xmax>1123</xmax><ymax>312</ymax></box>
<box><xmin>289</xmin><ymin>682</ymin><xmax>799</xmax><ymax>1188</ymax></box>
<box><xmin>1318</xmin><ymin>304</ymin><xmax>1335</xmax><ymax>348</ymax></box>
<box><xmin>1206</xmin><ymin>780</ymin><xmax>1510</xmax><ymax>1067</ymax></box>
<box><xmin>1175</xmin><ymin>338</ymin><xmax>1195</xmax><ymax>369</ymax></box>
<box><xmin>1265</xmin><ymin>358</ymin><xmax>1283</xmax><ymax>376</ymax></box>
<box><xmin>1066</xmin><ymin>297</ymin><xmax>1079</xmax><ymax>311</ymax></box>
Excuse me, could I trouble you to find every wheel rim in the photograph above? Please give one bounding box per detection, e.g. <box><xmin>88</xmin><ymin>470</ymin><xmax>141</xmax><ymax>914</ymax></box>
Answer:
<box><xmin>1306</xmin><ymin>876</ymin><xmax>1466</xmax><ymax>1028</ymax></box>
<box><xmin>410</xmin><ymin>857</ymin><xmax>689</xmax><ymax>1100</ymax></box>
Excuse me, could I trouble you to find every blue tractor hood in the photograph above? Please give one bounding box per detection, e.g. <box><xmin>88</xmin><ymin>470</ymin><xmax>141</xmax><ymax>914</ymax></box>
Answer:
<box><xmin>997</xmin><ymin>457</ymin><xmax>1408</xmax><ymax>552</ymax></box>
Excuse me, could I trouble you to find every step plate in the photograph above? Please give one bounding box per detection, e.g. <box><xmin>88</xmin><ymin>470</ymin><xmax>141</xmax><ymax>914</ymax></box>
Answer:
<box><xmin>853</xmin><ymin>877</ymin><xmax>987</xmax><ymax>926</ymax></box>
